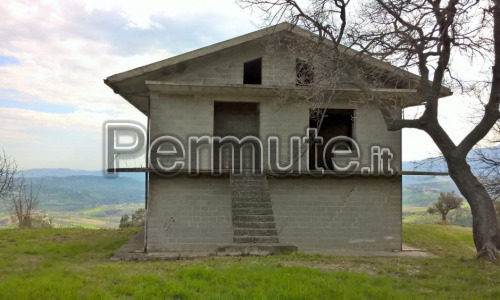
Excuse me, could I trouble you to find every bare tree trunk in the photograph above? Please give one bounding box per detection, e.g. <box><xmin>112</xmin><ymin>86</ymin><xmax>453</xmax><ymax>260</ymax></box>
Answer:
<box><xmin>447</xmin><ymin>158</ymin><xmax>500</xmax><ymax>259</ymax></box>
<box><xmin>441</xmin><ymin>213</ymin><xmax>447</xmax><ymax>222</ymax></box>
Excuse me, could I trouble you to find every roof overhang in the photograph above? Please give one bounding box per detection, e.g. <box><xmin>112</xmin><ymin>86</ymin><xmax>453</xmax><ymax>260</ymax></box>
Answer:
<box><xmin>145</xmin><ymin>81</ymin><xmax>422</xmax><ymax>112</ymax></box>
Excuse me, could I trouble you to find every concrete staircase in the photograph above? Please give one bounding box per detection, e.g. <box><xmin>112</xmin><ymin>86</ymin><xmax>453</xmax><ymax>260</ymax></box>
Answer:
<box><xmin>216</xmin><ymin>172</ymin><xmax>297</xmax><ymax>256</ymax></box>
<box><xmin>230</xmin><ymin>173</ymin><xmax>279</xmax><ymax>244</ymax></box>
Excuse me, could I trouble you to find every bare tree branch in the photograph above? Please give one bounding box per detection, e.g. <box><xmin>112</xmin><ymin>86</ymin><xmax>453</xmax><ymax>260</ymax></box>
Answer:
<box><xmin>240</xmin><ymin>0</ymin><xmax>500</xmax><ymax>260</ymax></box>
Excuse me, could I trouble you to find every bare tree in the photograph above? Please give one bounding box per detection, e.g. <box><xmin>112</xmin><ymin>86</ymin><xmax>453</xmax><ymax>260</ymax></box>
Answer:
<box><xmin>428</xmin><ymin>191</ymin><xmax>463</xmax><ymax>222</ymax></box>
<box><xmin>7</xmin><ymin>176</ymin><xmax>41</xmax><ymax>228</ymax></box>
<box><xmin>471</xmin><ymin>122</ymin><xmax>500</xmax><ymax>198</ymax></box>
<box><xmin>239</xmin><ymin>0</ymin><xmax>500</xmax><ymax>260</ymax></box>
<box><xmin>0</xmin><ymin>150</ymin><xmax>17</xmax><ymax>200</ymax></box>
<box><xmin>0</xmin><ymin>151</ymin><xmax>44</xmax><ymax>228</ymax></box>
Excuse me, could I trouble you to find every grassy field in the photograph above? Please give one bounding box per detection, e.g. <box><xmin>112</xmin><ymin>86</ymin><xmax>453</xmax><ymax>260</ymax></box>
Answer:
<box><xmin>0</xmin><ymin>203</ymin><xmax>144</xmax><ymax>229</ymax></box>
<box><xmin>0</xmin><ymin>224</ymin><xmax>499</xmax><ymax>299</ymax></box>
<box><xmin>403</xmin><ymin>206</ymin><xmax>473</xmax><ymax>228</ymax></box>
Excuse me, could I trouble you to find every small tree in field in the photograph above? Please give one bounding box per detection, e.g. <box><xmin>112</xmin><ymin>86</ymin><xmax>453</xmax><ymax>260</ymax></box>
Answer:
<box><xmin>428</xmin><ymin>192</ymin><xmax>463</xmax><ymax>222</ymax></box>
<box><xmin>8</xmin><ymin>177</ymin><xmax>42</xmax><ymax>228</ymax></box>
<box><xmin>0</xmin><ymin>151</ymin><xmax>45</xmax><ymax>228</ymax></box>
<box><xmin>119</xmin><ymin>208</ymin><xmax>145</xmax><ymax>228</ymax></box>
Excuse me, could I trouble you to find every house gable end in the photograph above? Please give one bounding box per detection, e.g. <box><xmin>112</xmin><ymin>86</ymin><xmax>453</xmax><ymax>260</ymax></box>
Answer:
<box><xmin>105</xmin><ymin>23</ymin><xmax>451</xmax><ymax>116</ymax></box>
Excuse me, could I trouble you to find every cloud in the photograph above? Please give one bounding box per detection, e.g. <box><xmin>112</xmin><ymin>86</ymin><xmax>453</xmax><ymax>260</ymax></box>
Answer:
<box><xmin>0</xmin><ymin>107</ymin><xmax>146</xmax><ymax>169</ymax></box>
<box><xmin>0</xmin><ymin>0</ymin><xmax>258</xmax><ymax>169</ymax></box>
<box><xmin>0</xmin><ymin>0</ymin><xmax>256</xmax><ymax>114</ymax></box>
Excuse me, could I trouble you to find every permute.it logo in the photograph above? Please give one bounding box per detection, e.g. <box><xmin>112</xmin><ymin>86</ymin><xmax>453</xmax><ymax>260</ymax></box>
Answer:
<box><xmin>104</xmin><ymin>122</ymin><xmax>395</xmax><ymax>177</ymax></box>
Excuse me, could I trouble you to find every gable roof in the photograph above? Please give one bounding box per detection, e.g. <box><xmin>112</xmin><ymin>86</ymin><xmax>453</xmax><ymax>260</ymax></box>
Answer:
<box><xmin>104</xmin><ymin>22</ymin><xmax>452</xmax><ymax>116</ymax></box>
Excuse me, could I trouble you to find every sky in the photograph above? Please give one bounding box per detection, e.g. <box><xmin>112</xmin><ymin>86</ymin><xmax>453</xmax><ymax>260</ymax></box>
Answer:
<box><xmin>0</xmin><ymin>0</ymin><xmax>488</xmax><ymax>170</ymax></box>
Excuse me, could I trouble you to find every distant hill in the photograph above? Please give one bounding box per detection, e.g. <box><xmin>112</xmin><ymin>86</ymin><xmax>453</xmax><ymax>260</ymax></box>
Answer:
<box><xmin>13</xmin><ymin>173</ymin><xmax>145</xmax><ymax>212</ymax></box>
<box><xmin>401</xmin><ymin>146</ymin><xmax>500</xmax><ymax>207</ymax></box>
<box><xmin>402</xmin><ymin>176</ymin><xmax>460</xmax><ymax>207</ymax></box>
<box><xmin>402</xmin><ymin>145</ymin><xmax>500</xmax><ymax>174</ymax></box>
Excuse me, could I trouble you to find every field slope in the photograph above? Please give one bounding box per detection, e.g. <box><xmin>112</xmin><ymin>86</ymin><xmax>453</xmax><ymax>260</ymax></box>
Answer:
<box><xmin>0</xmin><ymin>224</ymin><xmax>499</xmax><ymax>299</ymax></box>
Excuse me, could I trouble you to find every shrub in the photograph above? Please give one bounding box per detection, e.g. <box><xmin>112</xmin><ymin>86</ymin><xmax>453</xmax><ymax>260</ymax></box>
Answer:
<box><xmin>119</xmin><ymin>208</ymin><xmax>145</xmax><ymax>228</ymax></box>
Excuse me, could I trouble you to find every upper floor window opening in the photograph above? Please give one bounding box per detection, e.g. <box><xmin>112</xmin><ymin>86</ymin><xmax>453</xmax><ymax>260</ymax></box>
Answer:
<box><xmin>243</xmin><ymin>58</ymin><xmax>262</xmax><ymax>84</ymax></box>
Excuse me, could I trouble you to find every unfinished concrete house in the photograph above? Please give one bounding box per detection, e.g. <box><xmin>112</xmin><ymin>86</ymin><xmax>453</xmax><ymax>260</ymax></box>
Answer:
<box><xmin>105</xmin><ymin>23</ymin><xmax>451</xmax><ymax>256</ymax></box>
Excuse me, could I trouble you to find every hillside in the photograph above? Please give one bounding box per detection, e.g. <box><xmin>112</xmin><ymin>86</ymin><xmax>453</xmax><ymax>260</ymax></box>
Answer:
<box><xmin>402</xmin><ymin>175</ymin><xmax>473</xmax><ymax>227</ymax></box>
<box><xmin>0</xmin><ymin>170</ymin><xmax>145</xmax><ymax>229</ymax></box>
<box><xmin>34</xmin><ymin>176</ymin><xmax>144</xmax><ymax>211</ymax></box>
<box><xmin>402</xmin><ymin>175</ymin><xmax>459</xmax><ymax>207</ymax></box>
<box><xmin>0</xmin><ymin>224</ymin><xmax>498</xmax><ymax>298</ymax></box>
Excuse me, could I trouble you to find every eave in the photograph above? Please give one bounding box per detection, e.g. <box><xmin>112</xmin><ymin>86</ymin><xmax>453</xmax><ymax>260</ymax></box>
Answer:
<box><xmin>144</xmin><ymin>81</ymin><xmax>422</xmax><ymax>116</ymax></box>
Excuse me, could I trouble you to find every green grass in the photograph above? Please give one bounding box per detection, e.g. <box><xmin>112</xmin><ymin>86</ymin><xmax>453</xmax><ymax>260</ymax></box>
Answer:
<box><xmin>402</xmin><ymin>206</ymin><xmax>428</xmax><ymax>213</ymax></box>
<box><xmin>50</xmin><ymin>220</ymin><xmax>102</xmax><ymax>229</ymax></box>
<box><xmin>403</xmin><ymin>223</ymin><xmax>476</xmax><ymax>258</ymax></box>
<box><xmin>403</xmin><ymin>207</ymin><xmax>473</xmax><ymax>228</ymax></box>
<box><xmin>0</xmin><ymin>224</ymin><xmax>500</xmax><ymax>299</ymax></box>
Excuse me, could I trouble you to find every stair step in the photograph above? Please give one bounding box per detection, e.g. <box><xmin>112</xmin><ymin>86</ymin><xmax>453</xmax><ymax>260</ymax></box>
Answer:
<box><xmin>234</xmin><ymin>236</ymin><xmax>279</xmax><ymax>243</ymax></box>
<box><xmin>234</xmin><ymin>228</ymin><xmax>278</xmax><ymax>236</ymax></box>
<box><xmin>231</xmin><ymin>180</ymin><xmax>265</xmax><ymax>185</ymax></box>
<box><xmin>232</xmin><ymin>190</ymin><xmax>269</xmax><ymax>195</ymax></box>
<box><xmin>232</xmin><ymin>191</ymin><xmax>270</xmax><ymax>197</ymax></box>
<box><xmin>216</xmin><ymin>243</ymin><xmax>297</xmax><ymax>256</ymax></box>
<box><xmin>230</xmin><ymin>173</ymin><xmax>279</xmax><ymax>245</ymax></box>
<box><xmin>232</xmin><ymin>215</ymin><xmax>276</xmax><ymax>222</ymax></box>
<box><xmin>233</xmin><ymin>221</ymin><xmax>277</xmax><ymax>229</ymax></box>
<box><xmin>233</xmin><ymin>208</ymin><xmax>274</xmax><ymax>215</ymax></box>
<box><xmin>232</xmin><ymin>202</ymin><xmax>272</xmax><ymax>209</ymax></box>
<box><xmin>231</xmin><ymin>180</ymin><xmax>265</xmax><ymax>184</ymax></box>
<box><xmin>232</xmin><ymin>196</ymin><xmax>271</xmax><ymax>203</ymax></box>
<box><xmin>230</xmin><ymin>175</ymin><xmax>266</xmax><ymax>180</ymax></box>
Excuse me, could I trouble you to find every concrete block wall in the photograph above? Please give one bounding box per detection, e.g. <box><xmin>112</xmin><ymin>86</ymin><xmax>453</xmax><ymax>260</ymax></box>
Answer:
<box><xmin>261</xmin><ymin>49</ymin><xmax>296</xmax><ymax>86</ymax></box>
<box><xmin>149</xmin><ymin>96</ymin><xmax>401</xmax><ymax>174</ymax></box>
<box><xmin>259</xmin><ymin>98</ymin><xmax>402</xmax><ymax>173</ymax></box>
<box><xmin>162</xmin><ymin>41</ymin><xmax>295</xmax><ymax>86</ymax></box>
<box><xmin>269</xmin><ymin>175</ymin><xmax>402</xmax><ymax>252</ymax></box>
<box><xmin>150</xmin><ymin>93</ymin><xmax>214</xmax><ymax>170</ymax></box>
<box><xmin>147</xmin><ymin>93</ymin><xmax>402</xmax><ymax>252</ymax></box>
<box><xmin>147</xmin><ymin>174</ymin><xmax>233</xmax><ymax>252</ymax></box>
<box><xmin>354</xmin><ymin>104</ymin><xmax>402</xmax><ymax>170</ymax></box>
<box><xmin>259</xmin><ymin>98</ymin><xmax>309</xmax><ymax>171</ymax></box>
